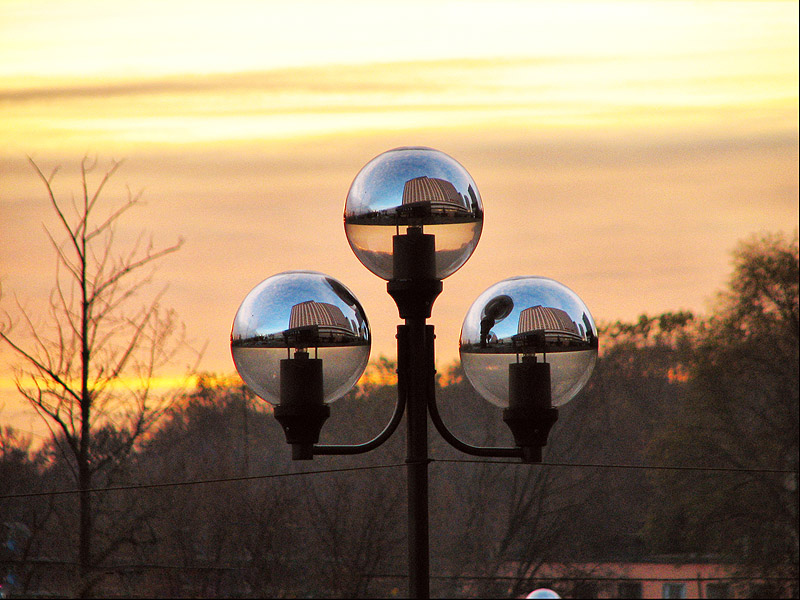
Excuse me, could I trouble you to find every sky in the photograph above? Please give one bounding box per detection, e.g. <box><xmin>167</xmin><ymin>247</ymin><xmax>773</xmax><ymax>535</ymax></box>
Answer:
<box><xmin>1</xmin><ymin>0</ymin><xmax>798</xmax><ymax>438</ymax></box>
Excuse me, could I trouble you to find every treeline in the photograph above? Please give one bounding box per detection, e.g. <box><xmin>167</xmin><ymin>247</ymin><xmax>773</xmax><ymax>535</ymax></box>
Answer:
<box><xmin>1</xmin><ymin>233</ymin><xmax>797</xmax><ymax>598</ymax></box>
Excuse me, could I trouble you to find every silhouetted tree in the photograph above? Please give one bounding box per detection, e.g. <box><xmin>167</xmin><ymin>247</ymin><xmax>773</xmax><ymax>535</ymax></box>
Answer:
<box><xmin>132</xmin><ymin>378</ymin><xmax>298</xmax><ymax>597</ymax></box>
<box><xmin>428</xmin><ymin>365</ymin><xmax>616</xmax><ymax>598</ymax></box>
<box><xmin>0</xmin><ymin>157</ymin><xmax>187</xmax><ymax>596</ymax></box>
<box><xmin>131</xmin><ymin>375</ymin><xmax>406</xmax><ymax>598</ymax></box>
<box><xmin>645</xmin><ymin>232</ymin><xmax>798</xmax><ymax>589</ymax></box>
<box><xmin>5</xmin><ymin>228</ymin><xmax>796</xmax><ymax>597</ymax></box>
<box><xmin>0</xmin><ymin>427</ymin><xmax>52</xmax><ymax>596</ymax></box>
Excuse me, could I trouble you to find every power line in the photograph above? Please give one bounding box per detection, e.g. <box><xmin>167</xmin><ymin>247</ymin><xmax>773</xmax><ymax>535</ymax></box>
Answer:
<box><xmin>0</xmin><ymin>558</ymin><xmax>246</xmax><ymax>572</ymax></box>
<box><xmin>1</xmin><ymin>457</ymin><xmax>795</xmax><ymax>501</ymax></box>
<box><xmin>0</xmin><ymin>462</ymin><xmax>407</xmax><ymax>500</ymax></box>
<box><xmin>431</xmin><ymin>457</ymin><xmax>799</xmax><ymax>475</ymax></box>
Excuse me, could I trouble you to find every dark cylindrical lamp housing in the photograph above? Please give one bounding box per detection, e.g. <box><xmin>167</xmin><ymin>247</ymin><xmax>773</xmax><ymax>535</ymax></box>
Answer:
<box><xmin>392</xmin><ymin>227</ymin><xmax>436</xmax><ymax>280</ymax></box>
<box><xmin>387</xmin><ymin>229</ymin><xmax>443</xmax><ymax>319</ymax></box>
<box><xmin>273</xmin><ymin>353</ymin><xmax>330</xmax><ymax>460</ymax></box>
<box><xmin>502</xmin><ymin>356</ymin><xmax>559</xmax><ymax>463</ymax></box>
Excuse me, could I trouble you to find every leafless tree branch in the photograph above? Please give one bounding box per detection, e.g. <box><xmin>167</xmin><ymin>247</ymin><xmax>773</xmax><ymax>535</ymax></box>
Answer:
<box><xmin>2</xmin><ymin>156</ymin><xmax>190</xmax><ymax>597</ymax></box>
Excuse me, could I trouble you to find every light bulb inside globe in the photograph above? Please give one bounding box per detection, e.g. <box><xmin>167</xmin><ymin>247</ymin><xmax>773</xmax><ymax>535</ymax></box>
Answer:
<box><xmin>460</xmin><ymin>276</ymin><xmax>598</xmax><ymax>409</ymax></box>
<box><xmin>231</xmin><ymin>271</ymin><xmax>371</xmax><ymax>405</ymax></box>
<box><xmin>344</xmin><ymin>146</ymin><xmax>484</xmax><ymax>281</ymax></box>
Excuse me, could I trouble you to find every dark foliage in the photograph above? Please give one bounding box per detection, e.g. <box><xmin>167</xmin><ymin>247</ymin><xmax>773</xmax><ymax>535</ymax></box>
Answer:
<box><xmin>2</xmin><ymin>232</ymin><xmax>797</xmax><ymax>597</ymax></box>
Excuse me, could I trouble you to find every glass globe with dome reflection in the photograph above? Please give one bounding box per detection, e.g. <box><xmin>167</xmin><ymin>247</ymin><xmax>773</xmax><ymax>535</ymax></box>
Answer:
<box><xmin>231</xmin><ymin>271</ymin><xmax>371</xmax><ymax>405</ymax></box>
<box><xmin>344</xmin><ymin>146</ymin><xmax>484</xmax><ymax>281</ymax></box>
<box><xmin>460</xmin><ymin>276</ymin><xmax>598</xmax><ymax>408</ymax></box>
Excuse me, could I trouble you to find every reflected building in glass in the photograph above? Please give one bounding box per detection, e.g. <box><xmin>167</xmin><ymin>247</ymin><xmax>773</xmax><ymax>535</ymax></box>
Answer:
<box><xmin>513</xmin><ymin>305</ymin><xmax>586</xmax><ymax>352</ymax></box>
<box><xmin>285</xmin><ymin>300</ymin><xmax>362</xmax><ymax>346</ymax></box>
<box><xmin>469</xmin><ymin>301</ymin><xmax>594</xmax><ymax>355</ymax></box>
<box><xmin>518</xmin><ymin>305</ymin><xmax>579</xmax><ymax>336</ymax></box>
<box><xmin>346</xmin><ymin>175</ymin><xmax>480</xmax><ymax>225</ymax></box>
<box><xmin>459</xmin><ymin>276</ymin><xmax>598</xmax><ymax>407</ymax></box>
<box><xmin>343</xmin><ymin>147</ymin><xmax>484</xmax><ymax>281</ymax></box>
<box><xmin>289</xmin><ymin>300</ymin><xmax>350</xmax><ymax>332</ymax></box>
<box><xmin>232</xmin><ymin>300</ymin><xmax>366</xmax><ymax>349</ymax></box>
<box><xmin>400</xmin><ymin>176</ymin><xmax>472</xmax><ymax>217</ymax></box>
<box><xmin>230</xmin><ymin>271</ymin><xmax>371</xmax><ymax>405</ymax></box>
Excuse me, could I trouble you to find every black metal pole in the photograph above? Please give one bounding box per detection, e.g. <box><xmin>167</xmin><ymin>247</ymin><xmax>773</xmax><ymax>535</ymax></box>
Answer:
<box><xmin>399</xmin><ymin>322</ymin><xmax>430</xmax><ymax>599</ymax></box>
<box><xmin>388</xmin><ymin>227</ymin><xmax>441</xmax><ymax>600</ymax></box>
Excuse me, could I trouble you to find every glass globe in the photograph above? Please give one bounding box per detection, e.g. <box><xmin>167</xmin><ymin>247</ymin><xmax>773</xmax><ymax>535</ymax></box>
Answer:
<box><xmin>344</xmin><ymin>146</ymin><xmax>483</xmax><ymax>280</ymax></box>
<box><xmin>460</xmin><ymin>276</ymin><xmax>598</xmax><ymax>408</ymax></box>
<box><xmin>231</xmin><ymin>271</ymin><xmax>371</xmax><ymax>405</ymax></box>
<box><xmin>527</xmin><ymin>589</ymin><xmax>561</xmax><ymax>599</ymax></box>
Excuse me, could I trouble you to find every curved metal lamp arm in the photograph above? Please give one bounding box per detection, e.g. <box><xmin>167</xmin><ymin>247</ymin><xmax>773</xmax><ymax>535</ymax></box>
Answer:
<box><xmin>427</xmin><ymin>390</ymin><xmax>523</xmax><ymax>460</ymax></box>
<box><xmin>312</xmin><ymin>388</ymin><xmax>406</xmax><ymax>456</ymax></box>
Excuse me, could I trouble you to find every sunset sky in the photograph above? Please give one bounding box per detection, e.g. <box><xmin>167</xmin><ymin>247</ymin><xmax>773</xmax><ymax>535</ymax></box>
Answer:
<box><xmin>1</xmin><ymin>0</ymin><xmax>798</xmax><ymax>437</ymax></box>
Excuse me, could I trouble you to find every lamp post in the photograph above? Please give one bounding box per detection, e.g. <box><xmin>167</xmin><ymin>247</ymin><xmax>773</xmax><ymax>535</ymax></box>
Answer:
<box><xmin>231</xmin><ymin>147</ymin><xmax>598</xmax><ymax>599</ymax></box>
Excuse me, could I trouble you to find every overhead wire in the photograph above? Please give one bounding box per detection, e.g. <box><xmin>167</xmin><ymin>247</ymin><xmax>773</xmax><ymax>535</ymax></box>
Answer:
<box><xmin>1</xmin><ymin>457</ymin><xmax>795</xmax><ymax>500</ymax></box>
<box><xmin>0</xmin><ymin>462</ymin><xmax>407</xmax><ymax>499</ymax></box>
<box><xmin>430</xmin><ymin>457</ymin><xmax>799</xmax><ymax>474</ymax></box>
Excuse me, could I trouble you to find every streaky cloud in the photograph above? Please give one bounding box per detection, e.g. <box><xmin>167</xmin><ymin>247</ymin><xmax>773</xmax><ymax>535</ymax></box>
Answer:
<box><xmin>0</xmin><ymin>55</ymin><xmax>659</xmax><ymax>103</ymax></box>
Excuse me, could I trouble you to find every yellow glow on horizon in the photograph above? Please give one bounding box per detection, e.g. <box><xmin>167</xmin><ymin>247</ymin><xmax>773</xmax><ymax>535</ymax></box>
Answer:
<box><xmin>0</xmin><ymin>373</ymin><xmax>203</xmax><ymax>395</ymax></box>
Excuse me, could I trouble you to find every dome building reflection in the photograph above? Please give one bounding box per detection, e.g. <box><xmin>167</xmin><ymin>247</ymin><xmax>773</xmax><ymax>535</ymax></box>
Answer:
<box><xmin>343</xmin><ymin>147</ymin><xmax>484</xmax><ymax>281</ymax></box>
<box><xmin>518</xmin><ymin>306</ymin><xmax>578</xmax><ymax>336</ymax></box>
<box><xmin>398</xmin><ymin>176</ymin><xmax>472</xmax><ymax>218</ymax></box>
<box><xmin>465</xmin><ymin>301</ymin><xmax>595</xmax><ymax>354</ymax></box>
<box><xmin>230</xmin><ymin>270</ymin><xmax>371</xmax><ymax>407</ymax></box>
<box><xmin>459</xmin><ymin>276</ymin><xmax>598</xmax><ymax>409</ymax></box>
<box><xmin>289</xmin><ymin>300</ymin><xmax>350</xmax><ymax>332</ymax></box>
<box><xmin>231</xmin><ymin>300</ymin><xmax>368</xmax><ymax>350</ymax></box>
<box><xmin>512</xmin><ymin>305</ymin><xmax>586</xmax><ymax>353</ymax></box>
<box><xmin>344</xmin><ymin>176</ymin><xmax>482</xmax><ymax>226</ymax></box>
<box><xmin>284</xmin><ymin>300</ymin><xmax>363</xmax><ymax>347</ymax></box>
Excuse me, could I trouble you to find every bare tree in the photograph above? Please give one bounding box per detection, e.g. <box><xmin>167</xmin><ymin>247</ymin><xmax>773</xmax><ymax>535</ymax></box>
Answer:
<box><xmin>1</xmin><ymin>156</ymin><xmax>188</xmax><ymax>597</ymax></box>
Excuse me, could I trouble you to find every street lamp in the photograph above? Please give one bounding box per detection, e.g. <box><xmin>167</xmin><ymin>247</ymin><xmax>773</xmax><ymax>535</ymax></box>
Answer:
<box><xmin>231</xmin><ymin>147</ymin><xmax>597</xmax><ymax>598</ymax></box>
<box><xmin>459</xmin><ymin>276</ymin><xmax>598</xmax><ymax>463</ymax></box>
<box><xmin>231</xmin><ymin>271</ymin><xmax>372</xmax><ymax>460</ymax></box>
